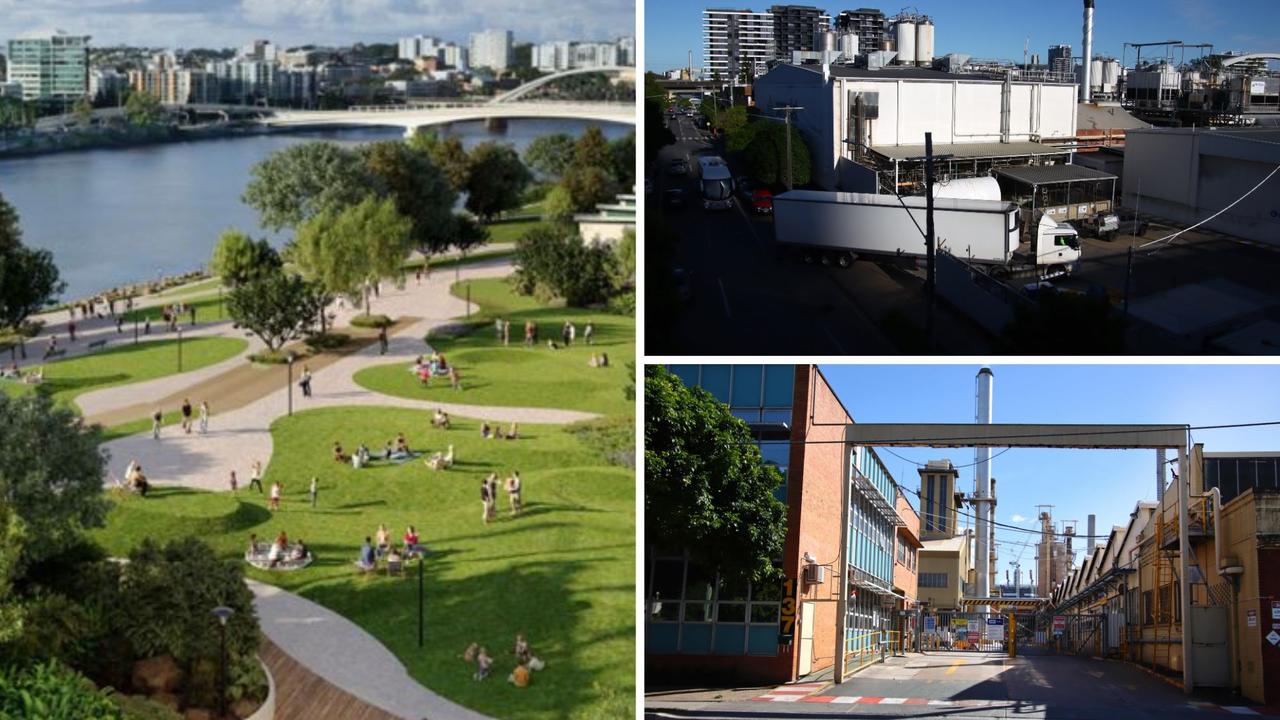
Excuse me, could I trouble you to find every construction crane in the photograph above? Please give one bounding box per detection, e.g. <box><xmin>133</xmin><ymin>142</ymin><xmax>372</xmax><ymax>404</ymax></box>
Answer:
<box><xmin>1123</xmin><ymin>40</ymin><xmax>1183</xmax><ymax>69</ymax></box>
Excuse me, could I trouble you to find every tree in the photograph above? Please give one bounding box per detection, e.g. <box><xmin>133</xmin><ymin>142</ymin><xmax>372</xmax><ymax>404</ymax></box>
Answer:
<box><xmin>645</xmin><ymin>365</ymin><xmax>787</xmax><ymax>583</ymax></box>
<box><xmin>743</xmin><ymin>121</ymin><xmax>811</xmax><ymax>188</ymax></box>
<box><xmin>407</xmin><ymin>132</ymin><xmax>471</xmax><ymax>194</ymax></box>
<box><xmin>209</xmin><ymin>229</ymin><xmax>281</xmax><ymax>287</ymax></box>
<box><xmin>123</xmin><ymin>90</ymin><xmax>165</xmax><ymax>126</ymax></box>
<box><xmin>614</xmin><ymin>227</ymin><xmax>636</xmax><ymax>286</ymax></box>
<box><xmin>291</xmin><ymin>197</ymin><xmax>413</xmax><ymax>313</ymax></box>
<box><xmin>543</xmin><ymin>185</ymin><xmax>576</xmax><ymax>225</ymax></box>
<box><xmin>719</xmin><ymin>106</ymin><xmax>753</xmax><ymax>151</ymax></box>
<box><xmin>609</xmin><ymin>131</ymin><xmax>636</xmax><ymax>189</ymax></box>
<box><xmin>464</xmin><ymin>142</ymin><xmax>531</xmax><ymax>221</ymax></box>
<box><xmin>225</xmin><ymin>272</ymin><xmax>323</xmax><ymax>351</ymax></box>
<box><xmin>644</xmin><ymin>100</ymin><xmax>676</xmax><ymax>164</ymax></box>
<box><xmin>571</xmin><ymin>126</ymin><xmax>614</xmax><ymax>173</ymax></box>
<box><xmin>0</xmin><ymin>246</ymin><xmax>64</xmax><ymax>359</ymax></box>
<box><xmin>522</xmin><ymin>133</ymin><xmax>575</xmax><ymax>180</ymax></box>
<box><xmin>0</xmin><ymin>193</ymin><xmax>20</xmax><ymax>256</ymax></box>
<box><xmin>0</xmin><ymin>394</ymin><xmax>108</xmax><ymax>576</ymax></box>
<box><xmin>242</xmin><ymin>142</ymin><xmax>373</xmax><ymax>231</ymax></box>
<box><xmin>359</xmin><ymin>140</ymin><xmax>457</xmax><ymax>254</ymax></box>
<box><xmin>448</xmin><ymin>214</ymin><xmax>490</xmax><ymax>256</ymax></box>
<box><xmin>72</xmin><ymin>97</ymin><xmax>93</xmax><ymax>128</ymax></box>
<box><xmin>0</xmin><ymin>505</ymin><xmax>25</xmax><ymax>645</ymax></box>
<box><xmin>514</xmin><ymin>224</ymin><xmax>617</xmax><ymax>306</ymax></box>
<box><xmin>561</xmin><ymin>163</ymin><xmax>618</xmax><ymax>213</ymax></box>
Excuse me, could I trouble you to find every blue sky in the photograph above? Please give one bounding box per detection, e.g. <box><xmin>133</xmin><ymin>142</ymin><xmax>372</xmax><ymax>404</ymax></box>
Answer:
<box><xmin>818</xmin><ymin>364</ymin><xmax>1280</xmax><ymax>578</ymax></box>
<box><xmin>645</xmin><ymin>0</ymin><xmax>1279</xmax><ymax>72</ymax></box>
<box><xmin>0</xmin><ymin>0</ymin><xmax>634</xmax><ymax>50</ymax></box>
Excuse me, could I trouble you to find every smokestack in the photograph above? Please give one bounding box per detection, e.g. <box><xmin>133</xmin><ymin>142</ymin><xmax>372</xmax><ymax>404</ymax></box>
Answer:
<box><xmin>1087</xmin><ymin>514</ymin><xmax>1096</xmax><ymax>553</ymax></box>
<box><xmin>1081</xmin><ymin>0</ymin><xmax>1094</xmax><ymax>102</ymax></box>
<box><xmin>1156</xmin><ymin>448</ymin><xmax>1166</xmax><ymax>501</ymax></box>
<box><xmin>974</xmin><ymin>368</ymin><xmax>994</xmax><ymax>607</ymax></box>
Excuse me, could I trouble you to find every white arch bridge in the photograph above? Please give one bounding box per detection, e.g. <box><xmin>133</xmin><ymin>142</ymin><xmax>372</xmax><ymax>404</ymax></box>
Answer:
<box><xmin>263</xmin><ymin>66</ymin><xmax>635</xmax><ymax>135</ymax></box>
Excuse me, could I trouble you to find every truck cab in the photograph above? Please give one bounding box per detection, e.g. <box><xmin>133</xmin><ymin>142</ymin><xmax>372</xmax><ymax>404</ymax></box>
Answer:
<box><xmin>1032</xmin><ymin>212</ymin><xmax>1082</xmax><ymax>270</ymax></box>
<box><xmin>696</xmin><ymin>156</ymin><xmax>734</xmax><ymax>210</ymax></box>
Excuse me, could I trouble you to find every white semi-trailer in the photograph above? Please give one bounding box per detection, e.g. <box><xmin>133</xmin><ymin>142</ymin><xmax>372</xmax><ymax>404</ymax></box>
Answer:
<box><xmin>773</xmin><ymin>190</ymin><xmax>1081</xmax><ymax>277</ymax></box>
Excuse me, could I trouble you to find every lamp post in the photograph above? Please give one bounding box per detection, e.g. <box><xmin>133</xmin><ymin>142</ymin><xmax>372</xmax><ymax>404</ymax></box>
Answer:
<box><xmin>286</xmin><ymin>351</ymin><xmax>296</xmax><ymax>417</ymax></box>
<box><xmin>211</xmin><ymin>606</ymin><xmax>235</xmax><ymax>719</ymax></box>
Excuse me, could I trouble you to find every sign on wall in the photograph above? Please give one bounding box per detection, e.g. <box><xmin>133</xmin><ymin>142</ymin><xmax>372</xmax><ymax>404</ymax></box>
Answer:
<box><xmin>779</xmin><ymin>578</ymin><xmax>797</xmax><ymax>643</ymax></box>
<box><xmin>1251</xmin><ymin>80</ymin><xmax>1267</xmax><ymax>95</ymax></box>
<box><xmin>1052</xmin><ymin>615</ymin><xmax>1066</xmax><ymax>635</ymax></box>
<box><xmin>1248</xmin><ymin>609</ymin><xmax>1258</xmax><ymax>628</ymax></box>
<box><xmin>1271</xmin><ymin>601</ymin><xmax>1280</xmax><ymax>621</ymax></box>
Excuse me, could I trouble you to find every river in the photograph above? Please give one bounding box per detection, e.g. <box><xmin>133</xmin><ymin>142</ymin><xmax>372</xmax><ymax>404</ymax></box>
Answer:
<box><xmin>0</xmin><ymin>118</ymin><xmax>631</xmax><ymax>301</ymax></box>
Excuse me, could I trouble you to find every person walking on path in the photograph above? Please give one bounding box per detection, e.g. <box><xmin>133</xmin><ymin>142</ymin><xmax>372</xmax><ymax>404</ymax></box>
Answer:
<box><xmin>229</xmin><ymin>470</ymin><xmax>238</xmax><ymax>494</ymax></box>
<box><xmin>199</xmin><ymin>401</ymin><xmax>209</xmax><ymax>433</ymax></box>
<box><xmin>561</xmin><ymin>321</ymin><xmax>571</xmax><ymax>347</ymax></box>
<box><xmin>299</xmin><ymin>367</ymin><xmax>313</xmax><ymax>398</ymax></box>
<box><xmin>495</xmin><ymin>318</ymin><xmax>504</xmax><ymax>342</ymax></box>
<box><xmin>480</xmin><ymin>478</ymin><xmax>493</xmax><ymax>525</ymax></box>
<box><xmin>44</xmin><ymin>335</ymin><xmax>58</xmax><ymax>359</ymax></box>
<box><xmin>309</xmin><ymin>476</ymin><xmax>318</xmax><ymax>507</ymax></box>
<box><xmin>378</xmin><ymin>326</ymin><xmax>389</xmax><ymax>355</ymax></box>
<box><xmin>116</xmin><ymin>317</ymin><xmax>124</xmax><ymax>334</ymax></box>
<box><xmin>249</xmin><ymin>460</ymin><xmax>264</xmax><ymax>493</ymax></box>
<box><xmin>151</xmin><ymin>408</ymin><xmax>163</xmax><ymax>439</ymax></box>
<box><xmin>180</xmin><ymin>398</ymin><xmax>193</xmax><ymax>434</ymax></box>
<box><xmin>189</xmin><ymin>304</ymin><xmax>196</xmax><ymax>326</ymax></box>
<box><xmin>68</xmin><ymin>321</ymin><xmax>76</xmax><ymax>344</ymax></box>
<box><xmin>584</xmin><ymin>321</ymin><xmax>594</xmax><ymax>345</ymax></box>
<box><xmin>144</xmin><ymin>319</ymin><xmax>151</xmax><ymax>335</ymax></box>
<box><xmin>268</xmin><ymin>481</ymin><xmax>282</xmax><ymax>512</ymax></box>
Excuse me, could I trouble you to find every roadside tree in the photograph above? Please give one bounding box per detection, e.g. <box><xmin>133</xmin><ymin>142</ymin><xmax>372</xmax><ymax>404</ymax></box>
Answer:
<box><xmin>225</xmin><ymin>271</ymin><xmax>323</xmax><ymax>351</ymax></box>
<box><xmin>123</xmin><ymin>90</ymin><xmax>165</xmax><ymax>126</ymax></box>
<box><xmin>644</xmin><ymin>100</ymin><xmax>676</xmax><ymax>164</ymax></box>
<box><xmin>209</xmin><ymin>229</ymin><xmax>281</xmax><ymax>287</ymax></box>
<box><xmin>743</xmin><ymin>121</ymin><xmax>811</xmax><ymax>188</ymax></box>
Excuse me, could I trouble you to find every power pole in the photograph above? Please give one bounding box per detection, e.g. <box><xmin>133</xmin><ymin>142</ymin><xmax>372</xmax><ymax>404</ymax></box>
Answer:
<box><xmin>924</xmin><ymin>132</ymin><xmax>937</xmax><ymax>353</ymax></box>
<box><xmin>773</xmin><ymin>105</ymin><xmax>804</xmax><ymax>191</ymax></box>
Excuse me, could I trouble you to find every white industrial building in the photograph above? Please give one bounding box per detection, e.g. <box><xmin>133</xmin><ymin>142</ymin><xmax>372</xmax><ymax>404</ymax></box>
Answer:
<box><xmin>752</xmin><ymin>63</ymin><xmax>1079</xmax><ymax>191</ymax></box>
<box><xmin>1122</xmin><ymin>127</ymin><xmax>1280</xmax><ymax>246</ymax></box>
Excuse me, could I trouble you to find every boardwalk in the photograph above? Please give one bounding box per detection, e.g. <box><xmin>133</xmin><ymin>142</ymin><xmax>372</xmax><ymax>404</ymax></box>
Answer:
<box><xmin>260</xmin><ymin>639</ymin><xmax>400</xmax><ymax>720</ymax></box>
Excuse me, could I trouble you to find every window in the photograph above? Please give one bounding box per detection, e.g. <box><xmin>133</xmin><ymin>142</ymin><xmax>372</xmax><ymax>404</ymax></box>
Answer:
<box><xmin>1142</xmin><ymin>590</ymin><xmax>1154</xmax><ymax>626</ymax></box>
<box><xmin>730</xmin><ymin>365</ymin><xmax>762</xmax><ymax>407</ymax></box>
<box><xmin>920</xmin><ymin>572</ymin><xmax>948</xmax><ymax>588</ymax></box>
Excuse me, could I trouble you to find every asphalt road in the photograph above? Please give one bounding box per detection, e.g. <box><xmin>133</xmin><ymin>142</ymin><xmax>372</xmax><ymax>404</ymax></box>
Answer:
<box><xmin>647</xmin><ymin>113</ymin><xmax>991</xmax><ymax>356</ymax></box>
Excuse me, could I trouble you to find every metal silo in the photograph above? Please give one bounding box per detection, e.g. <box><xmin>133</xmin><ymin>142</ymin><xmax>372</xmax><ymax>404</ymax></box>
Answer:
<box><xmin>812</xmin><ymin>29</ymin><xmax>836</xmax><ymax>53</ymax></box>
<box><xmin>1102</xmin><ymin>58</ymin><xmax>1120</xmax><ymax>90</ymax></box>
<box><xmin>895</xmin><ymin>20</ymin><xmax>916</xmax><ymax>65</ymax></box>
<box><xmin>838</xmin><ymin>33</ymin><xmax>859</xmax><ymax>59</ymax></box>
<box><xmin>1090</xmin><ymin>58</ymin><xmax>1104</xmax><ymax>92</ymax></box>
<box><xmin>915</xmin><ymin>19</ymin><xmax>934</xmax><ymax>66</ymax></box>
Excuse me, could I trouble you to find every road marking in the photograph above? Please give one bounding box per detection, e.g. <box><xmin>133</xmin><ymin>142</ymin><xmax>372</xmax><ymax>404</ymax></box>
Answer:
<box><xmin>946</xmin><ymin>659</ymin><xmax>962</xmax><ymax>675</ymax></box>
<box><xmin>717</xmin><ymin>278</ymin><xmax>732</xmax><ymax>319</ymax></box>
<box><xmin>880</xmin><ymin>698</ymin><xmax>907</xmax><ymax>704</ymax></box>
<box><xmin>830</xmin><ymin>697</ymin><xmax>859</xmax><ymax>704</ymax></box>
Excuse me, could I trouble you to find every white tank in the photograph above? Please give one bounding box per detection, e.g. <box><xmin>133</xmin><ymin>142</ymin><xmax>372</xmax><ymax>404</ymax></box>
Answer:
<box><xmin>931</xmin><ymin>176</ymin><xmax>1001</xmax><ymax>202</ymax></box>
<box><xmin>838</xmin><ymin>33</ymin><xmax>859</xmax><ymax>59</ymax></box>
<box><xmin>895</xmin><ymin>21</ymin><xmax>916</xmax><ymax>65</ymax></box>
<box><xmin>813</xmin><ymin>30</ymin><xmax>836</xmax><ymax>53</ymax></box>
<box><xmin>915</xmin><ymin>20</ymin><xmax>934</xmax><ymax>66</ymax></box>
<box><xmin>1102</xmin><ymin>59</ymin><xmax>1119</xmax><ymax>87</ymax></box>
<box><xmin>1090</xmin><ymin>58</ymin><xmax>1104</xmax><ymax>90</ymax></box>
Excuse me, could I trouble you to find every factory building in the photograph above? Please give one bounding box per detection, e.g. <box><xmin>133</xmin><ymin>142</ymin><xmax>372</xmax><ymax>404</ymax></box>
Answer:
<box><xmin>646</xmin><ymin>365</ymin><xmax>916</xmax><ymax>685</ymax></box>
<box><xmin>751</xmin><ymin>62</ymin><xmax>1077</xmax><ymax>191</ymax></box>
<box><xmin>1122</xmin><ymin>127</ymin><xmax>1280</xmax><ymax>246</ymax></box>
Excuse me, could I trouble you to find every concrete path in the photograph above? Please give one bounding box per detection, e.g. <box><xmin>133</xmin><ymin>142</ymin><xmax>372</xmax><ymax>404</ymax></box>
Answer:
<box><xmin>249</xmin><ymin>579</ymin><xmax>491</xmax><ymax>720</ymax></box>
<box><xmin>100</xmin><ymin>258</ymin><xmax>597</xmax><ymax>491</ymax></box>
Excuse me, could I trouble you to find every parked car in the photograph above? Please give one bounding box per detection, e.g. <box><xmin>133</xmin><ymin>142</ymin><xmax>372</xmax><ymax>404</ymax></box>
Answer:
<box><xmin>748</xmin><ymin>187</ymin><xmax>774</xmax><ymax>214</ymax></box>
<box><xmin>735</xmin><ymin>177</ymin><xmax>757</xmax><ymax>204</ymax></box>
<box><xmin>735</xmin><ymin>177</ymin><xmax>774</xmax><ymax>214</ymax></box>
<box><xmin>663</xmin><ymin>188</ymin><xmax>687</xmax><ymax>210</ymax></box>
<box><xmin>668</xmin><ymin>158</ymin><xmax>689</xmax><ymax>176</ymax></box>
<box><xmin>1115</xmin><ymin>212</ymin><xmax>1150</xmax><ymax>237</ymax></box>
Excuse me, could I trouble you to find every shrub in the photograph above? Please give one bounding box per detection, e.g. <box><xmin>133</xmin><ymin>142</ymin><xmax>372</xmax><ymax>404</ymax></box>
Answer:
<box><xmin>513</xmin><ymin>224</ymin><xmax>617</xmax><ymax>307</ymax></box>
<box><xmin>111</xmin><ymin>694</ymin><xmax>182</xmax><ymax>720</ymax></box>
<box><xmin>349</xmin><ymin>313</ymin><xmax>393</xmax><ymax>329</ymax></box>
<box><xmin>606</xmin><ymin>291</ymin><xmax>636</xmax><ymax>316</ymax></box>
<box><xmin>0</xmin><ymin>660</ymin><xmax>122</xmax><ymax>720</ymax></box>
<box><xmin>304</xmin><ymin>332</ymin><xmax>350</xmax><ymax>351</ymax></box>
<box><xmin>247</xmin><ymin>349</ymin><xmax>309</xmax><ymax>365</ymax></box>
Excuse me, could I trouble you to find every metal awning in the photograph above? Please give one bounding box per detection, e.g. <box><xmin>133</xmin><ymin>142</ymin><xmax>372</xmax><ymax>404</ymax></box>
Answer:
<box><xmin>959</xmin><ymin>597</ymin><xmax>1050</xmax><ymax>610</ymax></box>
<box><xmin>871</xmin><ymin>140</ymin><xmax>1069</xmax><ymax>162</ymax></box>
<box><xmin>852</xmin><ymin>470</ymin><xmax>906</xmax><ymax>526</ymax></box>
<box><xmin>848</xmin><ymin>565</ymin><xmax>897</xmax><ymax>596</ymax></box>
<box><xmin>1053</xmin><ymin>567</ymin><xmax>1134</xmax><ymax>613</ymax></box>
<box><xmin>995</xmin><ymin>163</ymin><xmax>1118</xmax><ymax>186</ymax></box>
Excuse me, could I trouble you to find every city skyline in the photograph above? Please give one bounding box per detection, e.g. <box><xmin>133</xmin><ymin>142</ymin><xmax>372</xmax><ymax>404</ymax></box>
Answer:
<box><xmin>646</xmin><ymin>0</ymin><xmax>1280</xmax><ymax>73</ymax></box>
<box><xmin>0</xmin><ymin>0</ymin><xmax>635</xmax><ymax>51</ymax></box>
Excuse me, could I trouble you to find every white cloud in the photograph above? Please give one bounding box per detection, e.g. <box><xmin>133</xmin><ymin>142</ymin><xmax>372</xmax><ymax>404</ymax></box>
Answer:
<box><xmin>1010</xmin><ymin>513</ymin><xmax>1028</xmax><ymax>523</ymax></box>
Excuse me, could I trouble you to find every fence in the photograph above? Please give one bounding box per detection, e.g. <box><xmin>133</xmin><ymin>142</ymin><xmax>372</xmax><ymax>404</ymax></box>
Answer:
<box><xmin>919</xmin><ymin>611</ymin><xmax>1009</xmax><ymax>653</ymax></box>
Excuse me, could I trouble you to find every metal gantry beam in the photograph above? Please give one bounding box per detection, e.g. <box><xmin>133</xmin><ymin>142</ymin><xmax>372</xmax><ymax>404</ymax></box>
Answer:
<box><xmin>841</xmin><ymin>423</ymin><xmax>1188</xmax><ymax>449</ymax></box>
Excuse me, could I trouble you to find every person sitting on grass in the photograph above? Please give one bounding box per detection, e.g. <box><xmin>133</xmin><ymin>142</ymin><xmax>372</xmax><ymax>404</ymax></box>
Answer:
<box><xmin>600</xmin><ymin>352</ymin><xmax>609</xmax><ymax>368</ymax></box>
<box><xmin>505</xmin><ymin>422</ymin><xmax>519</xmax><ymax>440</ymax></box>
<box><xmin>588</xmin><ymin>353</ymin><xmax>600</xmax><ymax>368</ymax></box>
<box><xmin>474</xmin><ymin>647</ymin><xmax>492</xmax><ymax>681</ymax></box>
<box><xmin>247</xmin><ymin>533</ymin><xmax>262</xmax><ymax>556</ymax></box>
<box><xmin>514</xmin><ymin>633</ymin><xmax>532</xmax><ymax>665</ymax></box>
<box><xmin>404</xmin><ymin>525</ymin><xmax>423</xmax><ymax>556</ymax></box>
<box><xmin>546</xmin><ymin>339</ymin><xmax>559</xmax><ymax>350</ymax></box>
<box><xmin>333</xmin><ymin>441</ymin><xmax>347</xmax><ymax>463</ymax></box>
<box><xmin>267</xmin><ymin>536</ymin><xmax>284</xmax><ymax>569</ymax></box>
<box><xmin>432</xmin><ymin>408</ymin><xmax>451</xmax><ymax>429</ymax></box>
<box><xmin>376</xmin><ymin>524</ymin><xmax>390</xmax><ymax>556</ymax></box>
<box><xmin>1</xmin><ymin>362</ymin><xmax>18</xmax><ymax>379</ymax></box>
<box><xmin>394</xmin><ymin>433</ymin><xmax>410</xmax><ymax>456</ymax></box>
<box><xmin>481</xmin><ymin>422</ymin><xmax>493</xmax><ymax>440</ymax></box>
<box><xmin>356</xmin><ymin>536</ymin><xmax>376</xmax><ymax>571</ymax></box>
<box><xmin>22</xmin><ymin>367</ymin><xmax>43</xmax><ymax>385</ymax></box>
<box><xmin>386</xmin><ymin>546</ymin><xmax>402</xmax><ymax>573</ymax></box>
<box><xmin>290</xmin><ymin>539</ymin><xmax>309</xmax><ymax>563</ymax></box>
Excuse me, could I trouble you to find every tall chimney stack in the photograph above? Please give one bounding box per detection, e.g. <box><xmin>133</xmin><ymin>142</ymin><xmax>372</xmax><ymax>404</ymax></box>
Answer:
<box><xmin>1081</xmin><ymin>0</ymin><xmax>1094</xmax><ymax>102</ymax></box>
<box><xmin>1087</xmin><ymin>514</ymin><xmax>1097</xmax><ymax>553</ymax></box>
<box><xmin>974</xmin><ymin>368</ymin><xmax>994</xmax><ymax>609</ymax></box>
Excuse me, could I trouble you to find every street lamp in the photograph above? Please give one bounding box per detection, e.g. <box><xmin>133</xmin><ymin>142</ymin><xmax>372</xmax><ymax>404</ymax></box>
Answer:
<box><xmin>286</xmin><ymin>351</ymin><xmax>296</xmax><ymax>416</ymax></box>
<box><xmin>211</xmin><ymin>605</ymin><xmax>235</xmax><ymax>719</ymax></box>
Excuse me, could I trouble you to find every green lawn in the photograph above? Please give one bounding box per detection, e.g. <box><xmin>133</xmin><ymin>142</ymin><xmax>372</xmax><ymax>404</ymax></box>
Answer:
<box><xmin>153</xmin><ymin>277</ymin><xmax>223</xmax><ymax>300</ymax></box>
<box><xmin>123</xmin><ymin>292</ymin><xmax>232</xmax><ymax>324</ymax></box>
<box><xmin>0</xmin><ymin>336</ymin><xmax>247</xmax><ymax>410</ymax></box>
<box><xmin>352</xmin><ymin>278</ymin><xmax>634</xmax><ymax>417</ymax></box>
<box><xmin>90</xmin><ymin>407</ymin><xmax>635</xmax><ymax>720</ymax></box>
<box><xmin>402</xmin><ymin>247</ymin><xmax>515</xmax><ymax>272</ymax></box>
<box><xmin>485</xmin><ymin>218</ymin><xmax>541</xmax><ymax>245</ymax></box>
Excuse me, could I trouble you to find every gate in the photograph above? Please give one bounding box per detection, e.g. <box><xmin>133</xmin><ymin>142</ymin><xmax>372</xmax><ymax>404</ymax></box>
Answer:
<box><xmin>1020</xmin><ymin>612</ymin><xmax>1107</xmax><ymax>655</ymax></box>
<box><xmin>919</xmin><ymin>611</ymin><xmax>1008</xmax><ymax>652</ymax></box>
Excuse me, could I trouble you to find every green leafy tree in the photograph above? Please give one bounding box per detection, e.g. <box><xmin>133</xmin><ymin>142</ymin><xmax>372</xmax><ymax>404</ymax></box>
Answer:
<box><xmin>448</xmin><ymin>214</ymin><xmax>490</xmax><ymax>256</ymax></box>
<box><xmin>0</xmin><ymin>207</ymin><xmax>64</xmax><ymax>358</ymax></box>
<box><xmin>71</xmin><ymin>97</ymin><xmax>93</xmax><ymax>128</ymax></box>
<box><xmin>644</xmin><ymin>100</ymin><xmax>676</xmax><ymax>164</ymax></box>
<box><xmin>209</xmin><ymin>229</ymin><xmax>281</xmax><ymax>287</ymax></box>
<box><xmin>0</xmin><ymin>506</ymin><xmax>25</xmax><ymax>645</ymax></box>
<box><xmin>643</xmin><ymin>72</ymin><xmax>670</xmax><ymax>111</ymax></box>
<box><xmin>571</xmin><ymin>126</ymin><xmax>614</xmax><ymax>172</ymax></box>
<box><xmin>123</xmin><ymin>90</ymin><xmax>165</xmax><ymax>126</ymax></box>
<box><xmin>359</xmin><ymin>140</ymin><xmax>458</xmax><ymax>254</ymax></box>
<box><xmin>464</xmin><ymin>142</ymin><xmax>532</xmax><ymax>221</ymax></box>
<box><xmin>720</xmin><ymin>106</ymin><xmax>754</xmax><ymax>152</ymax></box>
<box><xmin>744</xmin><ymin>121</ymin><xmax>811</xmax><ymax>188</ymax></box>
<box><xmin>645</xmin><ymin>365</ymin><xmax>787</xmax><ymax>583</ymax></box>
<box><xmin>610</xmin><ymin>131</ymin><xmax>636</xmax><ymax>189</ymax></box>
<box><xmin>522</xmin><ymin>133</ymin><xmax>575</xmax><ymax>180</ymax></box>
<box><xmin>241</xmin><ymin>142</ymin><xmax>373</xmax><ymax>231</ymax></box>
<box><xmin>543</xmin><ymin>185</ymin><xmax>576</xmax><ymax>225</ymax></box>
<box><xmin>0</xmin><ymin>394</ymin><xmax>108</xmax><ymax>576</ymax></box>
<box><xmin>561</xmin><ymin>163</ymin><xmax>618</xmax><ymax>213</ymax></box>
<box><xmin>614</xmin><ymin>227</ymin><xmax>636</xmax><ymax>286</ymax></box>
<box><xmin>0</xmin><ymin>194</ymin><xmax>22</xmax><ymax>258</ymax></box>
<box><xmin>0</xmin><ymin>660</ymin><xmax>123</xmax><ymax>719</ymax></box>
<box><xmin>514</xmin><ymin>224</ymin><xmax>617</xmax><ymax>306</ymax></box>
<box><xmin>225</xmin><ymin>271</ymin><xmax>322</xmax><ymax>351</ymax></box>
<box><xmin>291</xmin><ymin>197</ymin><xmax>413</xmax><ymax>313</ymax></box>
<box><xmin>407</xmin><ymin>132</ymin><xmax>471</xmax><ymax>194</ymax></box>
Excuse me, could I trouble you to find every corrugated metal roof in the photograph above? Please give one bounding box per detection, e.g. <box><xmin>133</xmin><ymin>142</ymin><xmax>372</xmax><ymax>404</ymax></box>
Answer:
<box><xmin>995</xmin><ymin>164</ymin><xmax>1119</xmax><ymax>185</ymax></box>
<box><xmin>871</xmin><ymin>140</ymin><xmax>1068</xmax><ymax>161</ymax></box>
<box><xmin>920</xmin><ymin>535</ymin><xmax>968</xmax><ymax>553</ymax></box>
<box><xmin>1077</xmin><ymin>103</ymin><xmax>1150</xmax><ymax>130</ymax></box>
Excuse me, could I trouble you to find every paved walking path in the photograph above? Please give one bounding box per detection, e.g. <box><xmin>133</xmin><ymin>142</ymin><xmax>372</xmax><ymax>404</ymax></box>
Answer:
<box><xmin>249</xmin><ymin>580</ymin><xmax>491</xmax><ymax>720</ymax></box>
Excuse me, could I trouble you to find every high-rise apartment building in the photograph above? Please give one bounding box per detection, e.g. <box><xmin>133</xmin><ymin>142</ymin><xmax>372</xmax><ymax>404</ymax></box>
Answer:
<box><xmin>1048</xmin><ymin>44</ymin><xmax>1072</xmax><ymax>77</ymax></box>
<box><xmin>834</xmin><ymin>7</ymin><xmax>885</xmax><ymax>55</ymax></box>
<box><xmin>6</xmin><ymin>30</ymin><xmax>90</xmax><ymax>101</ymax></box>
<box><xmin>398</xmin><ymin>35</ymin><xmax>443</xmax><ymax>61</ymax></box>
<box><xmin>470</xmin><ymin>29</ymin><xmax>513</xmax><ymax>71</ymax></box>
<box><xmin>441</xmin><ymin>44</ymin><xmax>469</xmax><ymax>71</ymax></box>
<box><xmin>703</xmin><ymin>9</ymin><xmax>776</xmax><ymax>82</ymax></box>
<box><xmin>770</xmin><ymin>5</ymin><xmax>830</xmax><ymax>57</ymax></box>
